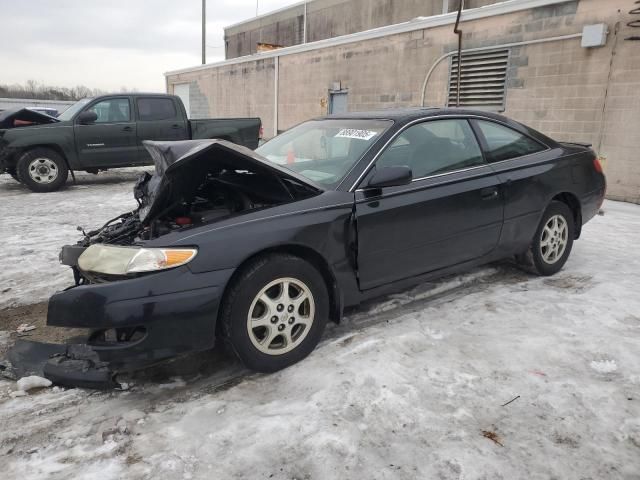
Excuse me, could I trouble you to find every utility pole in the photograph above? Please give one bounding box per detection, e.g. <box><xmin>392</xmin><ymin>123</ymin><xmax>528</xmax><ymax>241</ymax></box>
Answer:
<box><xmin>303</xmin><ymin>1</ymin><xmax>307</xmax><ymax>43</ymax></box>
<box><xmin>202</xmin><ymin>0</ymin><xmax>206</xmax><ymax>64</ymax></box>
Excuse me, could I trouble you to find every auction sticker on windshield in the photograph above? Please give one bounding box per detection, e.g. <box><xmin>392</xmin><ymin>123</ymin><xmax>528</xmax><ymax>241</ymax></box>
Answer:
<box><xmin>335</xmin><ymin>129</ymin><xmax>379</xmax><ymax>141</ymax></box>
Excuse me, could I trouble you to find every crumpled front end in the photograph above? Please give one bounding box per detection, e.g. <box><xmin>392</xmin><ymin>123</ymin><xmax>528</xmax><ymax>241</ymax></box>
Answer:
<box><xmin>0</xmin><ymin>108</ymin><xmax>60</xmax><ymax>129</ymax></box>
<box><xmin>8</xmin><ymin>340</ymin><xmax>120</xmax><ymax>390</ymax></box>
<box><xmin>7</xmin><ymin>139</ymin><xmax>320</xmax><ymax>389</ymax></box>
<box><xmin>8</xmin><ymin>264</ymin><xmax>234</xmax><ymax>389</ymax></box>
<box><xmin>0</xmin><ymin>130</ymin><xmax>11</xmax><ymax>172</ymax></box>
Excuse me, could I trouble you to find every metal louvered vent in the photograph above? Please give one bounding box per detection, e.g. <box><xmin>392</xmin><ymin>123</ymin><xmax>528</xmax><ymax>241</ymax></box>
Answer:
<box><xmin>448</xmin><ymin>49</ymin><xmax>510</xmax><ymax>110</ymax></box>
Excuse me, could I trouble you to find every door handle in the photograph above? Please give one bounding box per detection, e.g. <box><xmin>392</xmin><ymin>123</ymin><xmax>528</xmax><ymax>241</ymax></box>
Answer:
<box><xmin>170</xmin><ymin>124</ymin><xmax>181</xmax><ymax>129</ymax></box>
<box><xmin>480</xmin><ymin>187</ymin><xmax>499</xmax><ymax>200</ymax></box>
<box><xmin>122</xmin><ymin>126</ymin><xmax>133</xmax><ymax>132</ymax></box>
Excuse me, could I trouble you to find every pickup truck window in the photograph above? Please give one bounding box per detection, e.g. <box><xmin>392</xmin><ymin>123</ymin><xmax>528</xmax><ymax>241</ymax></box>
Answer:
<box><xmin>57</xmin><ymin>98</ymin><xmax>92</xmax><ymax>121</ymax></box>
<box><xmin>137</xmin><ymin>98</ymin><xmax>178</xmax><ymax>121</ymax></box>
<box><xmin>87</xmin><ymin>98</ymin><xmax>131</xmax><ymax>123</ymax></box>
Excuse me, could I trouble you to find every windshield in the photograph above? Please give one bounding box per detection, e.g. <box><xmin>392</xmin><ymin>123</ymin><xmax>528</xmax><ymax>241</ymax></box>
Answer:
<box><xmin>57</xmin><ymin>98</ymin><xmax>93</xmax><ymax>121</ymax></box>
<box><xmin>256</xmin><ymin>119</ymin><xmax>392</xmax><ymax>188</ymax></box>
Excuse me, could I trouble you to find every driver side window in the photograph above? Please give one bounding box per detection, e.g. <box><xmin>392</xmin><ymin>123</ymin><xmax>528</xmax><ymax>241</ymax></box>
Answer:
<box><xmin>376</xmin><ymin>119</ymin><xmax>484</xmax><ymax>179</ymax></box>
<box><xmin>86</xmin><ymin>98</ymin><xmax>131</xmax><ymax>123</ymax></box>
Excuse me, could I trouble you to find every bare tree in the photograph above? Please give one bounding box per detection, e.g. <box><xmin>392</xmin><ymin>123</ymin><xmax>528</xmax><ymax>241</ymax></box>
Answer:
<box><xmin>0</xmin><ymin>80</ymin><xmax>121</xmax><ymax>100</ymax></box>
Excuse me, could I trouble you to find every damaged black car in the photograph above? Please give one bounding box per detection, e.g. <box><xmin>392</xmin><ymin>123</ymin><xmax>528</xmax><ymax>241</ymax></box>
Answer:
<box><xmin>12</xmin><ymin>109</ymin><xmax>606</xmax><ymax>388</ymax></box>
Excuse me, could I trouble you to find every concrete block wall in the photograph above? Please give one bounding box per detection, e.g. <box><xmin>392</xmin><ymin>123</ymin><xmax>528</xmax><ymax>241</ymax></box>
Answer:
<box><xmin>597</xmin><ymin>5</ymin><xmax>640</xmax><ymax>203</ymax></box>
<box><xmin>225</xmin><ymin>0</ymin><xmax>505</xmax><ymax>58</ymax></box>
<box><xmin>169</xmin><ymin>0</ymin><xmax>640</xmax><ymax>202</ymax></box>
<box><xmin>188</xmin><ymin>81</ymin><xmax>211</xmax><ymax>119</ymax></box>
<box><xmin>169</xmin><ymin>58</ymin><xmax>276</xmax><ymax>134</ymax></box>
<box><xmin>277</xmin><ymin>31</ymin><xmax>443</xmax><ymax>128</ymax></box>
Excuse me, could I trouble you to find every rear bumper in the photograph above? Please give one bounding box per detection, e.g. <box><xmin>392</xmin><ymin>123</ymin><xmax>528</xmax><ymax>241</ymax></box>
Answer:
<box><xmin>581</xmin><ymin>179</ymin><xmax>606</xmax><ymax>224</ymax></box>
<box><xmin>9</xmin><ymin>265</ymin><xmax>235</xmax><ymax>388</ymax></box>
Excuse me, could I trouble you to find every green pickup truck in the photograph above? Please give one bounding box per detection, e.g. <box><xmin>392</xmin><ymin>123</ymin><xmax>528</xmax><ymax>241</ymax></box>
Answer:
<box><xmin>0</xmin><ymin>93</ymin><xmax>261</xmax><ymax>192</ymax></box>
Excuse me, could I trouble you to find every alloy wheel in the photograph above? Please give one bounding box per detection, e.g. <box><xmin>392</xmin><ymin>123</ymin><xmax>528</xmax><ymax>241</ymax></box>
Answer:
<box><xmin>246</xmin><ymin>277</ymin><xmax>315</xmax><ymax>355</ymax></box>
<box><xmin>540</xmin><ymin>214</ymin><xmax>569</xmax><ymax>264</ymax></box>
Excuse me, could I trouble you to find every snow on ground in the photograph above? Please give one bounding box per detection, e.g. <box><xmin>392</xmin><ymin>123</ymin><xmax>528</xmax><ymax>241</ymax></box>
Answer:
<box><xmin>0</xmin><ymin>171</ymin><xmax>639</xmax><ymax>479</ymax></box>
<box><xmin>0</xmin><ymin>170</ymin><xmax>148</xmax><ymax>309</ymax></box>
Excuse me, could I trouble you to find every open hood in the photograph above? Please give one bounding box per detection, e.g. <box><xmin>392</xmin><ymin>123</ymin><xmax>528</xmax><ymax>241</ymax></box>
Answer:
<box><xmin>136</xmin><ymin>139</ymin><xmax>323</xmax><ymax>223</ymax></box>
<box><xmin>0</xmin><ymin>108</ymin><xmax>60</xmax><ymax>129</ymax></box>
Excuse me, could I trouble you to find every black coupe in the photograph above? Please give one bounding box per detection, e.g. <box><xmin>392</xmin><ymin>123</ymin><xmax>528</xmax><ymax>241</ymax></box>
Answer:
<box><xmin>21</xmin><ymin>108</ymin><xmax>607</xmax><ymax>387</ymax></box>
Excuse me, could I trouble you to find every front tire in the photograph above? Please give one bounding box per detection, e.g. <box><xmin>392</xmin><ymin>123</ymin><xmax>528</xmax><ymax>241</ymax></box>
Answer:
<box><xmin>527</xmin><ymin>201</ymin><xmax>575</xmax><ymax>276</ymax></box>
<box><xmin>16</xmin><ymin>148</ymin><xmax>69</xmax><ymax>192</ymax></box>
<box><xmin>220</xmin><ymin>254</ymin><xmax>329</xmax><ymax>372</ymax></box>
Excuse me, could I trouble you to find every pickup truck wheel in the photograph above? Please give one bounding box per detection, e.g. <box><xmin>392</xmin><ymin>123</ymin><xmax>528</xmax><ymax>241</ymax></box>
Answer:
<box><xmin>527</xmin><ymin>201</ymin><xmax>575</xmax><ymax>276</ymax></box>
<box><xmin>16</xmin><ymin>148</ymin><xmax>69</xmax><ymax>192</ymax></box>
<box><xmin>220</xmin><ymin>253</ymin><xmax>329</xmax><ymax>373</ymax></box>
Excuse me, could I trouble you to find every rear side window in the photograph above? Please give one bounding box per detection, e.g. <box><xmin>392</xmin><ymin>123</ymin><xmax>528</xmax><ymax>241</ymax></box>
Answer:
<box><xmin>137</xmin><ymin>98</ymin><xmax>178</xmax><ymax>121</ymax></box>
<box><xmin>475</xmin><ymin>120</ymin><xmax>546</xmax><ymax>162</ymax></box>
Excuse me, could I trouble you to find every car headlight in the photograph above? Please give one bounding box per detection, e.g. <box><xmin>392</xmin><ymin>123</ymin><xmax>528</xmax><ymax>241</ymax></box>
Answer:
<box><xmin>77</xmin><ymin>244</ymin><xmax>197</xmax><ymax>275</ymax></box>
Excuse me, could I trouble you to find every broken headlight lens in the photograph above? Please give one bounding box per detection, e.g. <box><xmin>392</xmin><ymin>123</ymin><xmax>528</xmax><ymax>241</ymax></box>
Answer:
<box><xmin>78</xmin><ymin>245</ymin><xmax>197</xmax><ymax>275</ymax></box>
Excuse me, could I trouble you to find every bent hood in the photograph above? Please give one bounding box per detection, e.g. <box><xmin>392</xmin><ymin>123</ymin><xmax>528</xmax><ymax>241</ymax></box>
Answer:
<box><xmin>136</xmin><ymin>139</ymin><xmax>323</xmax><ymax>223</ymax></box>
<box><xmin>0</xmin><ymin>108</ymin><xmax>60</xmax><ymax>129</ymax></box>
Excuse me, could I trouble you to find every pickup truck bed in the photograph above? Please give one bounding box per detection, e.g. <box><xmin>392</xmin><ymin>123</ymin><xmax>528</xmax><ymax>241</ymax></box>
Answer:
<box><xmin>189</xmin><ymin>118</ymin><xmax>260</xmax><ymax>147</ymax></box>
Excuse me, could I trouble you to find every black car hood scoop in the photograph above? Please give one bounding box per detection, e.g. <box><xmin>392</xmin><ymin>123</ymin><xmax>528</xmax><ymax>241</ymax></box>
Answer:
<box><xmin>136</xmin><ymin>139</ymin><xmax>322</xmax><ymax>223</ymax></box>
<box><xmin>0</xmin><ymin>108</ymin><xmax>60</xmax><ymax>129</ymax></box>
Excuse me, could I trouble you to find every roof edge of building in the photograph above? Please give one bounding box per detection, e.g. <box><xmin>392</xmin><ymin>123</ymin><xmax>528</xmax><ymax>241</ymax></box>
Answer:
<box><xmin>165</xmin><ymin>0</ymin><xmax>573</xmax><ymax>77</ymax></box>
<box><xmin>224</xmin><ymin>0</ymin><xmax>315</xmax><ymax>32</ymax></box>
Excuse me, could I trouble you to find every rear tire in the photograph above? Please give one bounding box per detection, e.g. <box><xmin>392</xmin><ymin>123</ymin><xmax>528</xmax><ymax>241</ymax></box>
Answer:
<box><xmin>220</xmin><ymin>253</ymin><xmax>329</xmax><ymax>372</ymax></box>
<box><xmin>526</xmin><ymin>201</ymin><xmax>575</xmax><ymax>276</ymax></box>
<box><xmin>16</xmin><ymin>148</ymin><xmax>69</xmax><ymax>192</ymax></box>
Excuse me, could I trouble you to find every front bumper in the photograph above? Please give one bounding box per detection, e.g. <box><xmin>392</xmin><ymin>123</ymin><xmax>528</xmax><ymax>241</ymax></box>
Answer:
<box><xmin>8</xmin><ymin>265</ymin><xmax>235</xmax><ymax>389</ymax></box>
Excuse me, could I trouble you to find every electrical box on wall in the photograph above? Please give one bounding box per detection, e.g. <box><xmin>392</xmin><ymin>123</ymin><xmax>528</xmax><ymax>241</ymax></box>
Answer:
<box><xmin>581</xmin><ymin>24</ymin><xmax>609</xmax><ymax>48</ymax></box>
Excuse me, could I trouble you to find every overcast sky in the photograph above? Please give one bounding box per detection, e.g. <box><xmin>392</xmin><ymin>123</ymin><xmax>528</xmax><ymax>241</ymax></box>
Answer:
<box><xmin>1</xmin><ymin>0</ymin><xmax>299</xmax><ymax>92</ymax></box>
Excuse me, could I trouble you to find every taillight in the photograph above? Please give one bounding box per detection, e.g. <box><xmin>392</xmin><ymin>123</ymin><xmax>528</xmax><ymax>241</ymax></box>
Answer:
<box><xmin>259</xmin><ymin>126</ymin><xmax>264</xmax><ymax>139</ymax></box>
<box><xmin>593</xmin><ymin>157</ymin><xmax>604</xmax><ymax>174</ymax></box>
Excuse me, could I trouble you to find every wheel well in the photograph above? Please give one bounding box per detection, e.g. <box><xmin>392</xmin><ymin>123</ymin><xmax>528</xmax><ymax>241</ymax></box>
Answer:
<box><xmin>19</xmin><ymin>145</ymin><xmax>72</xmax><ymax>173</ymax></box>
<box><xmin>216</xmin><ymin>245</ymin><xmax>342</xmax><ymax>336</ymax></box>
<box><xmin>552</xmin><ymin>192</ymin><xmax>582</xmax><ymax>239</ymax></box>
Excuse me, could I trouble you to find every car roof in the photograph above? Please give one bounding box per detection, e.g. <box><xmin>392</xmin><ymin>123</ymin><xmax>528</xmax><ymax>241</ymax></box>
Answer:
<box><xmin>320</xmin><ymin>107</ymin><xmax>511</xmax><ymax>122</ymax></box>
<box><xmin>314</xmin><ymin>107</ymin><xmax>558</xmax><ymax>147</ymax></box>
<box><xmin>94</xmin><ymin>93</ymin><xmax>177</xmax><ymax>98</ymax></box>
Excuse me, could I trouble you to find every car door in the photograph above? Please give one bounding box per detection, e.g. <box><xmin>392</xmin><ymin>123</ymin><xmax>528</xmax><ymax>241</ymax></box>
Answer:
<box><xmin>354</xmin><ymin>118</ymin><xmax>504</xmax><ymax>291</ymax></box>
<box><xmin>469</xmin><ymin>119</ymin><xmax>552</xmax><ymax>254</ymax></box>
<box><xmin>74</xmin><ymin>97</ymin><xmax>138</xmax><ymax>168</ymax></box>
<box><xmin>135</xmin><ymin>96</ymin><xmax>189</xmax><ymax>163</ymax></box>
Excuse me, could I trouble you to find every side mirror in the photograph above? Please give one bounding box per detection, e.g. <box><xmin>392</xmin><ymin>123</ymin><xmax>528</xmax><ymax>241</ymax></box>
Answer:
<box><xmin>77</xmin><ymin>110</ymin><xmax>98</xmax><ymax>124</ymax></box>
<box><xmin>366</xmin><ymin>166</ymin><xmax>412</xmax><ymax>189</ymax></box>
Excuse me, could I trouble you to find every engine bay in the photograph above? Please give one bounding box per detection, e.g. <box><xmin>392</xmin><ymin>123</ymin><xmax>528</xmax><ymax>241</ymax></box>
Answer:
<box><xmin>78</xmin><ymin>167</ymin><xmax>316</xmax><ymax>247</ymax></box>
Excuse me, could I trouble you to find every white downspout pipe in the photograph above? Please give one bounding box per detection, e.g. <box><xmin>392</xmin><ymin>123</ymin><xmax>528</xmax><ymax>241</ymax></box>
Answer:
<box><xmin>420</xmin><ymin>32</ymin><xmax>583</xmax><ymax>107</ymax></box>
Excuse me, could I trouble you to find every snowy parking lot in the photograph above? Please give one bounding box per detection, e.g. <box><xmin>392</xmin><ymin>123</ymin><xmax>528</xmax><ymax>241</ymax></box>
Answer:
<box><xmin>0</xmin><ymin>173</ymin><xmax>639</xmax><ymax>479</ymax></box>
